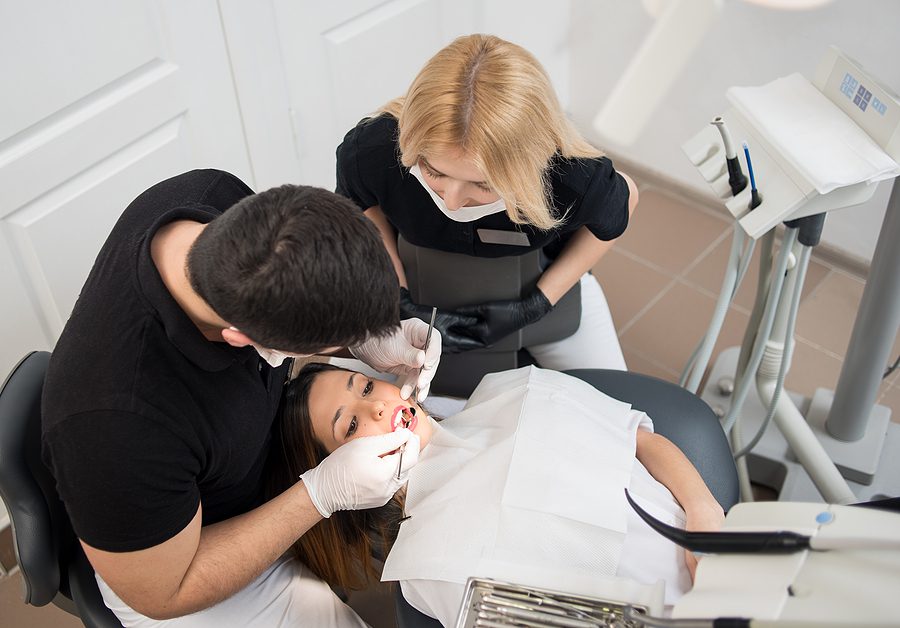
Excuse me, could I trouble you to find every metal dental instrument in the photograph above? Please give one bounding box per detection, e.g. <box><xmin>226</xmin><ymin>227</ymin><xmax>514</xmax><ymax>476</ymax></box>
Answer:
<box><xmin>397</xmin><ymin>306</ymin><xmax>437</xmax><ymax>480</ymax></box>
<box><xmin>413</xmin><ymin>306</ymin><xmax>438</xmax><ymax>402</ymax></box>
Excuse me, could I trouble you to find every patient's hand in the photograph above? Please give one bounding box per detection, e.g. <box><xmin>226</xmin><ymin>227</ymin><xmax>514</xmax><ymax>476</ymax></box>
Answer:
<box><xmin>683</xmin><ymin>502</ymin><xmax>725</xmax><ymax>581</ymax></box>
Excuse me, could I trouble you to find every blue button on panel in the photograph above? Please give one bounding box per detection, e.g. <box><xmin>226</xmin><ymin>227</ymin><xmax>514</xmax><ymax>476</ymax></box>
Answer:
<box><xmin>860</xmin><ymin>101</ymin><xmax>868</xmax><ymax>111</ymax></box>
<box><xmin>816</xmin><ymin>511</ymin><xmax>834</xmax><ymax>525</ymax></box>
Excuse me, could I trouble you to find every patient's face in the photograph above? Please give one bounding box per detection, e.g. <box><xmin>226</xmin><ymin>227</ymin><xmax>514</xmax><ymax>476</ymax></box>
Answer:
<box><xmin>308</xmin><ymin>370</ymin><xmax>433</xmax><ymax>453</ymax></box>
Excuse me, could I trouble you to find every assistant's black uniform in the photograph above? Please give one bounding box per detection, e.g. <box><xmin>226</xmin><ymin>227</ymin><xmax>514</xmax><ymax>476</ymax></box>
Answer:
<box><xmin>335</xmin><ymin>115</ymin><xmax>631</xmax><ymax>260</ymax></box>
<box><xmin>42</xmin><ymin>170</ymin><xmax>289</xmax><ymax>552</ymax></box>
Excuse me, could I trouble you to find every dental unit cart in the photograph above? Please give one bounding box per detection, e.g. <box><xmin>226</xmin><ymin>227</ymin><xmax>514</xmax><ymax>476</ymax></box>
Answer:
<box><xmin>453</xmin><ymin>501</ymin><xmax>900</xmax><ymax>626</ymax></box>
<box><xmin>681</xmin><ymin>47</ymin><xmax>900</xmax><ymax>504</ymax></box>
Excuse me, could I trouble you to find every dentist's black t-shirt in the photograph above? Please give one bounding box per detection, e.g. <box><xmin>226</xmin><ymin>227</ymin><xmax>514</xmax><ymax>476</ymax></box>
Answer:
<box><xmin>42</xmin><ymin>169</ymin><xmax>290</xmax><ymax>552</ymax></box>
<box><xmin>335</xmin><ymin>115</ymin><xmax>630</xmax><ymax>260</ymax></box>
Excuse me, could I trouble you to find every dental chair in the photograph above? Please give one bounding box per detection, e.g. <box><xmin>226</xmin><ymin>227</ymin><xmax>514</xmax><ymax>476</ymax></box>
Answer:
<box><xmin>394</xmin><ymin>240</ymin><xmax>741</xmax><ymax>627</ymax></box>
<box><xmin>0</xmin><ymin>351</ymin><xmax>122</xmax><ymax>627</ymax></box>
<box><xmin>395</xmin><ymin>368</ymin><xmax>741</xmax><ymax>626</ymax></box>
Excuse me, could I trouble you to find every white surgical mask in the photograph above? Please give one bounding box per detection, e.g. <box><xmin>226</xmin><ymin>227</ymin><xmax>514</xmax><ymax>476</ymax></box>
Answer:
<box><xmin>410</xmin><ymin>163</ymin><xmax>507</xmax><ymax>223</ymax></box>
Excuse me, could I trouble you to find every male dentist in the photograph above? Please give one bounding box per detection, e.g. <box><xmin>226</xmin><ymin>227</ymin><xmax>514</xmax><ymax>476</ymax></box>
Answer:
<box><xmin>42</xmin><ymin>169</ymin><xmax>440</xmax><ymax>626</ymax></box>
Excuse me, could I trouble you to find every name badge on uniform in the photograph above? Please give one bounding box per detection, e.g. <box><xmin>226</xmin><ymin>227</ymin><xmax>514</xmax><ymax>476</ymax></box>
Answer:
<box><xmin>477</xmin><ymin>229</ymin><xmax>530</xmax><ymax>247</ymax></box>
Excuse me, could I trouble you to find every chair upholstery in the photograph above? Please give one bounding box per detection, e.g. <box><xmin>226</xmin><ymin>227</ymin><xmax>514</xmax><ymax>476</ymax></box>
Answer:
<box><xmin>0</xmin><ymin>351</ymin><xmax>121</xmax><ymax>627</ymax></box>
<box><xmin>395</xmin><ymin>368</ymin><xmax>739</xmax><ymax>627</ymax></box>
<box><xmin>399</xmin><ymin>235</ymin><xmax>581</xmax><ymax>398</ymax></box>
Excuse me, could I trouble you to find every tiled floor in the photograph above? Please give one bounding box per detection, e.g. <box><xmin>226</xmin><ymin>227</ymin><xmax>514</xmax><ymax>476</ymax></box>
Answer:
<box><xmin>3</xmin><ymin>182</ymin><xmax>898</xmax><ymax>627</ymax></box>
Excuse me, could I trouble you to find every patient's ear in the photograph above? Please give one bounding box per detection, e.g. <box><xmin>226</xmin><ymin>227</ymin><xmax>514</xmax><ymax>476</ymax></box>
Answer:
<box><xmin>221</xmin><ymin>326</ymin><xmax>254</xmax><ymax>348</ymax></box>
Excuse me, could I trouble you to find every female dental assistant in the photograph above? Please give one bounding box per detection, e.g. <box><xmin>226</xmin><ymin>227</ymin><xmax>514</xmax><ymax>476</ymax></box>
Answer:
<box><xmin>336</xmin><ymin>33</ymin><xmax>638</xmax><ymax>370</ymax></box>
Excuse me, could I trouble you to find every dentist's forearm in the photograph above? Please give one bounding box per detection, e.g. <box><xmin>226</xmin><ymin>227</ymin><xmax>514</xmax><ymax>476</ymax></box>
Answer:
<box><xmin>83</xmin><ymin>481</ymin><xmax>322</xmax><ymax>620</ymax></box>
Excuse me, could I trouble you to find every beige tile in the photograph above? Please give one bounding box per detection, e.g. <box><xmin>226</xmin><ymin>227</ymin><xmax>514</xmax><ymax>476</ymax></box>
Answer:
<box><xmin>784</xmin><ymin>338</ymin><xmax>845</xmax><ymax>400</ymax></box>
<box><xmin>685</xmin><ymin>232</ymin><xmax>831</xmax><ymax>313</ymax></box>
<box><xmin>592</xmin><ymin>250</ymin><xmax>675</xmax><ymax>331</ymax></box>
<box><xmin>621</xmin><ymin>347</ymin><xmax>680</xmax><ymax>383</ymax></box>
<box><xmin>615</xmin><ymin>189</ymin><xmax>730</xmax><ymax>275</ymax></box>
<box><xmin>800</xmin><ymin>257</ymin><xmax>832</xmax><ymax>303</ymax></box>
<box><xmin>0</xmin><ymin>571</ymin><xmax>82</xmax><ymax>628</ymax></box>
<box><xmin>0</xmin><ymin>526</ymin><xmax>14</xmax><ymax>573</ymax></box>
<box><xmin>620</xmin><ymin>281</ymin><xmax>750</xmax><ymax>377</ymax></box>
<box><xmin>795</xmin><ymin>270</ymin><xmax>865</xmax><ymax>357</ymax></box>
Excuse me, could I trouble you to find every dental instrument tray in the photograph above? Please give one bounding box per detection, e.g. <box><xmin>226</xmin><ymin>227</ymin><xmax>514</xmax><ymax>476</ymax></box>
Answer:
<box><xmin>454</xmin><ymin>577</ymin><xmax>648</xmax><ymax>628</ymax></box>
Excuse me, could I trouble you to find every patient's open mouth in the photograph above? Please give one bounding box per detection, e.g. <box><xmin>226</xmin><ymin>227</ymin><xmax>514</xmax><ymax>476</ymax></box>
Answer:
<box><xmin>391</xmin><ymin>405</ymin><xmax>418</xmax><ymax>433</ymax></box>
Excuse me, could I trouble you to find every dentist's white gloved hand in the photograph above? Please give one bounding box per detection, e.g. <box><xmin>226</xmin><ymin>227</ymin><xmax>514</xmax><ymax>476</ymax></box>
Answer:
<box><xmin>350</xmin><ymin>318</ymin><xmax>442</xmax><ymax>401</ymax></box>
<box><xmin>300</xmin><ymin>429</ymin><xmax>420</xmax><ymax>518</ymax></box>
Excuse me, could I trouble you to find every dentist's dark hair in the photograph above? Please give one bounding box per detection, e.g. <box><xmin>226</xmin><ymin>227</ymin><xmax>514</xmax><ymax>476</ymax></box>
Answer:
<box><xmin>265</xmin><ymin>362</ymin><xmax>403</xmax><ymax>590</ymax></box>
<box><xmin>187</xmin><ymin>184</ymin><xmax>400</xmax><ymax>352</ymax></box>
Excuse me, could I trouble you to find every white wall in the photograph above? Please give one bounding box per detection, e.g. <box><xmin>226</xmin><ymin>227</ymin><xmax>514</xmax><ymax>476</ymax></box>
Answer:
<box><xmin>568</xmin><ymin>0</ymin><xmax>900</xmax><ymax>265</ymax></box>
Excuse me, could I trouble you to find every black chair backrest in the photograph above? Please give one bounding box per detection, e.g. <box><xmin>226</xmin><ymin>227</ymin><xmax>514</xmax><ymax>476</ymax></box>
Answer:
<box><xmin>399</xmin><ymin>235</ymin><xmax>581</xmax><ymax>397</ymax></box>
<box><xmin>0</xmin><ymin>351</ymin><xmax>63</xmax><ymax>606</ymax></box>
<box><xmin>0</xmin><ymin>351</ymin><xmax>121</xmax><ymax>627</ymax></box>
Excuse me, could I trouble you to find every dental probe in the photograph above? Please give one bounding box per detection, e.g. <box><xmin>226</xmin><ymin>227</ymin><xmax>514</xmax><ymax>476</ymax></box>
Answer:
<box><xmin>397</xmin><ymin>306</ymin><xmax>437</xmax><ymax>480</ymax></box>
<box><xmin>711</xmin><ymin>117</ymin><xmax>748</xmax><ymax>196</ymax></box>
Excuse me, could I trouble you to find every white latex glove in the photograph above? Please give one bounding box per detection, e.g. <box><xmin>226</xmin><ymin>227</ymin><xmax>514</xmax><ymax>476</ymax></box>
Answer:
<box><xmin>350</xmin><ymin>318</ymin><xmax>442</xmax><ymax>401</ymax></box>
<box><xmin>300</xmin><ymin>429</ymin><xmax>420</xmax><ymax>518</ymax></box>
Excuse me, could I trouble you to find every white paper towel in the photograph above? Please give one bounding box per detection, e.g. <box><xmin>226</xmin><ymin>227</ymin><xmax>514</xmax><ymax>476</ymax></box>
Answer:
<box><xmin>728</xmin><ymin>73</ymin><xmax>899</xmax><ymax>194</ymax></box>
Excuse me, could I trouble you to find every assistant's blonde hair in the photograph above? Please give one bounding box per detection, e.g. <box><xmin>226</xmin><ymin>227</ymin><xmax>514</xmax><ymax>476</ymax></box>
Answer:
<box><xmin>381</xmin><ymin>33</ymin><xmax>602</xmax><ymax>230</ymax></box>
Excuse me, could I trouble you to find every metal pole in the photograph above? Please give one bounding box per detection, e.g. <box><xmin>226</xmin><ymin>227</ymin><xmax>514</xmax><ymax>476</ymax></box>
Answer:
<box><xmin>826</xmin><ymin>179</ymin><xmax>900</xmax><ymax>441</ymax></box>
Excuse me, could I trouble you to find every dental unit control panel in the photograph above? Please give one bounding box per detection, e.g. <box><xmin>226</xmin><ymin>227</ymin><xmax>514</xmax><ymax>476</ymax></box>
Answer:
<box><xmin>682</xmin><ymin>46</ymin><xmax>900</xmax><ymax>240</ymax></box>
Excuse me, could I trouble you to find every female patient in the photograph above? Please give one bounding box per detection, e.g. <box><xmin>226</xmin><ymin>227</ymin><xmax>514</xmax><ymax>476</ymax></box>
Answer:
<box><xmin>267</xmin><ymin>363</ymin><xmax>724</xmax><ymax>624</ymax></box>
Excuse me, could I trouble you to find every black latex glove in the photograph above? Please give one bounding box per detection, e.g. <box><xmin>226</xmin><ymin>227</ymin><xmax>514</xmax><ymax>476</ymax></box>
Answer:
<box><xmin>399</xmin><ymin>287</ymin><xmax>486</xmax><ymax>354</ymax></box>
<box><xmin>456</xmin><ymin>289</ymin><xmax>553</xmax><ymax>347</ymax></box>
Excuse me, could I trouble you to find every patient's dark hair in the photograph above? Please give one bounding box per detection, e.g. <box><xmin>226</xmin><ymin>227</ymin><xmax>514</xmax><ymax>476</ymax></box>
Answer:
<box><xmin>266</xmin><ymin>362</ymin><xmax>404</xmax><ymax>590</ymax></box>
<box><xmin>187</xmin><ymin>185</ymin><xmax>399</xmax><ymax>353</ymax></box>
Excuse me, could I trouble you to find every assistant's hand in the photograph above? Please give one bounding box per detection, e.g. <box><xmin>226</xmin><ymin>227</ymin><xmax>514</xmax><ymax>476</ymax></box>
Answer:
<box><xmin>457</xmin><ymin>288</ymin><xmax>553</xmax><ymax>347</ymax></box>
<box><xmin>399</xmin><ymin>287</ymin><xmax>486</xmax><ymax>355</ymax></box>
<box><xmin>300</xmin><ymin>429</ymin><xmax>420</xmax><ymax>518</ymax></box>
<box><xmin>350</xmin><ymin>318</ymin><xmax>443</xmax><ymax>401</ymax></box>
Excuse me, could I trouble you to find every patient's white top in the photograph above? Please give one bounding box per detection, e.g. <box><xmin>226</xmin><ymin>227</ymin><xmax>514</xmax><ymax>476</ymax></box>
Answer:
<box><xmin>382</xmin><ymin>366</ymin><xmax>690</xmax><ymax>626</ymax></box>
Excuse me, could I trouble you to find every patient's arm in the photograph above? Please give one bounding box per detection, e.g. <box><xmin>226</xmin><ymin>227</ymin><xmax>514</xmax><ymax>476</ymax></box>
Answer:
<box><xmin>634</xmin><ymin>429</ymin><xmax>725</xmax><ymax>579</ymax></box>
